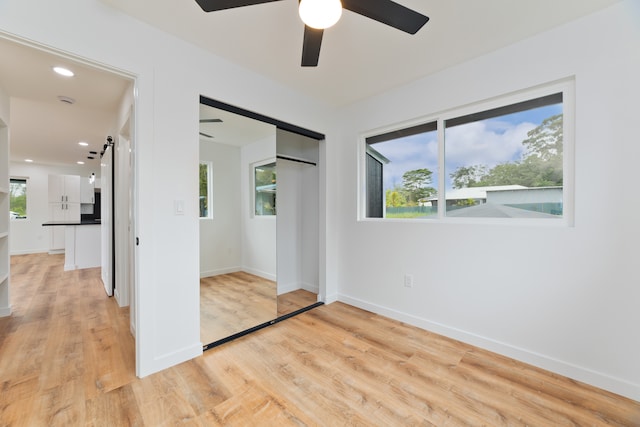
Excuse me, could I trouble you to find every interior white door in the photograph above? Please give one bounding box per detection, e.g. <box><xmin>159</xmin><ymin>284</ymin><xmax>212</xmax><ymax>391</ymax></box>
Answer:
<box><xmin>101</xmin><ymin>146</ymin><xmax>113</xmax><ymax>297</ymax></box>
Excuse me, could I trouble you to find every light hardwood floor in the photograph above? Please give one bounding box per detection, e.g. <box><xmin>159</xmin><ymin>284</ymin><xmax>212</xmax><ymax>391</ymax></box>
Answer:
<box><xmin>200</xmin><ymin>272</ymin><xmax>277</xmax><ymax>344</ymax></box>
<box><xmin>1</xmin><ymin>253</ymin><xmax>639</xmax><ymax>426</ymax></box>
<box><xmin>201</xmin><ymin>273</ymin><xmax>318</xmax><ymax>344</ymax></box>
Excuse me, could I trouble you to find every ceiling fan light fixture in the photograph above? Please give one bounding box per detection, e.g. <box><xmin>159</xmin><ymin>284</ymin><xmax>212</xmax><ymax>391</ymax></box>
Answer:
<box><xmin>299</xmin><ymin>0</ymin><xmax>342</xmax><ymax>30</ymax></box>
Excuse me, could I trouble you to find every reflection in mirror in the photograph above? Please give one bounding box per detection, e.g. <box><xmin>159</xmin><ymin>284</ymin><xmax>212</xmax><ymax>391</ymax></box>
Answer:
<box><xmin>199</xmin><ymin>102</ymin><xmax>277</xmax><ymax>346</ymax></box>
<box><xmin>254</xmin><ymin>161</ymin><xmax>276</xmax><ymax>216</ymax></box>
<box><xmin>276</xmin><ymin>129</ymin><xmax>320</xmax><ymax>316</ymax></box>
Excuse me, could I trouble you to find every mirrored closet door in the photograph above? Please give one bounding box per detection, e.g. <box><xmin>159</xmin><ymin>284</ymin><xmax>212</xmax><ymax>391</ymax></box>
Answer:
<box><xmin>276</xmin><ymin>129</ymin><xmax>320</xmax><ymax>316</ymax></box>
<box><xmin>199</xmin><ymin>97</ymin><xmax>322</xmax><ymax>348</ymax></box>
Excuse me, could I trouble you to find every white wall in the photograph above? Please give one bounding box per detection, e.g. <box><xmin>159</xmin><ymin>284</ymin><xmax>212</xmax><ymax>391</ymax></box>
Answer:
<box><xmin>0</xmin><ymin>0</ymin><xmax>332</xmax><ymax>377</ymax></box>
<box><xmin>333</xmin><ymin>1</ymin><xmax>640</xmax><ymax>400</ymax></box>
<box><xmin>0</xmin><ymin>85</ymin><xmax>10</xmax><ymax>316</ymax></box>
<box><xmin>199</xmin><ymin>140</ymin><xmax>242</xmax><ymax>277</ymax></box>
<box><xmin>9</xmin><ymin>161</ymin><xmax>96</xmax><ymax>255</ymax></box>
<box><xmin>240</xmin><ymin>135</ymin><xmax>277</xmax><ymax>280</ymax></box>
<box><xmin>276</xmin><ymin>159</ymin><xmax>319</xmax><ymax>295</ymax></box>
<box><xmin>276</xmin><ymin>129</ymin><xmax>320</xmax><ymax>295</ymax></box>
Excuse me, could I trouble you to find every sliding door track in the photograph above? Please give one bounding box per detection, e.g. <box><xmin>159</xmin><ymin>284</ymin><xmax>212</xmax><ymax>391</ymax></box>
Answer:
<box><xmin>202</xmin><ymin>301</ymin><xmax>324</xmax><ymax>351</ymax></box>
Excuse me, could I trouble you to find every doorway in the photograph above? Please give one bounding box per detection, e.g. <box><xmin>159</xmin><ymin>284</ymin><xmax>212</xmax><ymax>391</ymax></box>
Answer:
<box><xmin>0</xmin><ymin>34</ymin><xmax>138</xmax><ymax>360</ymax></box>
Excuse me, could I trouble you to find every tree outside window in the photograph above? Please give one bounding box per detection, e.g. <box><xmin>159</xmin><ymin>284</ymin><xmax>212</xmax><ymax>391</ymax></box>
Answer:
<box><xmin>200</xmin><ymin>162</ymin><xmax>212</xmax><ymax>218</ymax></box>
<box><xmin>255</xmin><ymin>162</ymin><xmax>276</xmax><ymax>216</ymax></box>
<box><xmin>10</xmin><ymin>178</ymin><xmax>27</xmax><ymax>219</ymax></box>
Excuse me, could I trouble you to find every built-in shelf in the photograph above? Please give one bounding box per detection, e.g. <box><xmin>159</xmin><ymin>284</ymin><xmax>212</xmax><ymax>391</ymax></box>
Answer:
<box><xmin>0</xmin><ymin>273</ymin><xmax>7</xmax><ymax>284</ymax></box>
<box><xmin>0</xmin><ymin>187</ymin><xmax>8</xmax><ymax>194</ymax></box>
<box><xmin>0</xmin><ymin>232</ymin><xmax>8</xmax><ymax>239</ymax></box>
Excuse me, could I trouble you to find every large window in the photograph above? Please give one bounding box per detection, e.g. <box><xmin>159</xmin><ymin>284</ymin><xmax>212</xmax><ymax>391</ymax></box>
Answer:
<box><xmin>444</xmin><ymin>93</ymin><xmax>564</xmax><ymax>219</ymax></box>
<box><xmin>199</xmin><ymin>162</ymin><xmax>212</xmax><ymax>218</ymax></box>
<box><xmin>254</xmin><ymin>161</ymin><xmax>276</xmax><ymax>216</ymax></box>
<box><xmin>10</xmin><ymin>178</ymin><xmax>27</xmax><ymax>220</ymax></box>
<box><xmin>363</xmin><ymin>81</ymin><xmax>572</xmax><ymax>223</ymax></box>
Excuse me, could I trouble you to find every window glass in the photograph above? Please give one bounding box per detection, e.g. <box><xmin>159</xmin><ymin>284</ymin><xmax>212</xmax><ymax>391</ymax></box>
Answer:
<box><xmin>255</xmin><ymin>161</ymin><xmax>276</xmax><ymax>216</ymax></box>
<box><xmin>10</xmin><ymin>178</ymin><xmax>27</xmax><ymax>219</ymax></box>
<box><xmin>365</xmin><ymin>122</ymin><xmax>438</xmax><ymax>218</ymax></box>
<box><xmin>199</xmin><ymin>162</ymin><xmax>212</xmax><ymax>218</ymax></box>
<box><xmin>444</xmin><ymin>94</ymin><xmax>563</xmax><ymax>218</ymax></box>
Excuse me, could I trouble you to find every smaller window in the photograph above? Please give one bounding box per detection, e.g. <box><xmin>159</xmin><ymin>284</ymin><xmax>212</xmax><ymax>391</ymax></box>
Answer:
<box><xmin>10</xmin><ymin>178</ymin><xmax>27</xmax><ymax>220</ymax></box>
<box><xmin>199</xmin><ymin>162</ymin><xmax>213</xmax><ymax>218</ymax></box>
<box><xmin>365</xmin><ymin>122</ymin><xmax>439</xmax><ymax>219</ymax></box>
<box><xmin>254</xmin><ymin>161</ymin><xmax>276</xmax><ymax>216</ymax></box>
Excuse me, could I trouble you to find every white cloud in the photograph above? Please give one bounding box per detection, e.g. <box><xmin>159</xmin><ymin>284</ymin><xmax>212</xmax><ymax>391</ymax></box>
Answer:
<box><xmin>374</xmin><ymin>133</ymin><xmax>438</xmax><ymax>190</ymax></box>
<box><xmin>372</xmin><ymin>119</ymin><xmax>537</xmax><ymax>191</ymax></box>
<box><xmin>445</xmin><ymin>120</ymin><xmax>535</xmax><ymax>170</ymax></box>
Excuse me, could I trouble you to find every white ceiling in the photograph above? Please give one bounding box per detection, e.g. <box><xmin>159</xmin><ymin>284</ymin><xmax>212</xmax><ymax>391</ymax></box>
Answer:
<box><xmin>0</xmin><ymin>0</ymin><xmax>620</xmax><ymax>167</ymax></box>
<box><xmin>102</xmin><ymin>0</ymin><xmax>620</xmax><ymax>106</ymax></box>
<box><xmin>0</xmin><ymin>36</ymin><xmax>131</xmax><ymax>167</ymax></box>
<box><xmin>199</xmin><ymin>102</ymin><xmax>275</xmax><ymax>146</ymax></box>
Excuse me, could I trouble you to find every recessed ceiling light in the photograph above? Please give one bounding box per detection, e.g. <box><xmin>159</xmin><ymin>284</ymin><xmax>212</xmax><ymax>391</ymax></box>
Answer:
<box><xmin>77</xmin><ymin>161</ymin><xmax>85</xmax><ymax>165</ymax></box>
<box><xmin>78</xmin><ymin>141</ymin><xmax>89</xmax><ymax>146</ymax></box>
<box><xmin>53</xmin><ymin>66</ymin><xmax>74</xmax><ymax>77</ymax></box>
<box><xmin>25</xmin><ymin>159</ymin><xmax>33</xmax><ymax>163</ymax></box>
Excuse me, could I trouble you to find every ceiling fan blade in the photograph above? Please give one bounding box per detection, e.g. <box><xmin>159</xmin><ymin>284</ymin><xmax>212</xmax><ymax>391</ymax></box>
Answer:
<box><xmin>301</xmin><ymin>26</ymin><xmax>323</xmax><ymax>67</ymax></box>
<box><xmin>195</xmin><ymin>0</ymin><xmax>282</xmax><ymax>13</ymax></box>
<box><xmin>200</xmin><ymin>118</ymin><xmax>223</xmax><ymax>123</ymax></box>
<box><xmin>341</xmin><ymin>0</ymin><xmax>429</xmax><ymax>34</ymax></box>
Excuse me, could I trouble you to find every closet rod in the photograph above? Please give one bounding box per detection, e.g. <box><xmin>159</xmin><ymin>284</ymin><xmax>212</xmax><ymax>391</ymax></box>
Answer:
<box><xmin>276</xmin><ymin>154</ymin><xmax>317</xmax><ymax>166</ymax></box>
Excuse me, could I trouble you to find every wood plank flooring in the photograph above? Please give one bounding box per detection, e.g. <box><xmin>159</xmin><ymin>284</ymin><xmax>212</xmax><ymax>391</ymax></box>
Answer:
<box><xmin>2</xmin><ymin>253</ymin><xmax>639</xmax><ymax>426</ymax></box>
<box><xmin>200</xmin><ymin>272</ymin><xmax>277</xmax><ymax>345</ymax></box>
<box><xmin>201</xmin><ymin>272</ymin><xmax>318</xmax><ymax>345</ymax></box>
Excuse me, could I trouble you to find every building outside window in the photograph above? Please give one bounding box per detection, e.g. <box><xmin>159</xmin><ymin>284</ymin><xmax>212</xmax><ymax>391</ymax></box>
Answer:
<box><xmin>443</xmin><ymin>93</ymin><xmax>564</xmax><ymax>219</ymax></box>
<box><xmin>365</xmin><ymin>122</ymin><xmax>438</xmax><ymax>219</ymax></box>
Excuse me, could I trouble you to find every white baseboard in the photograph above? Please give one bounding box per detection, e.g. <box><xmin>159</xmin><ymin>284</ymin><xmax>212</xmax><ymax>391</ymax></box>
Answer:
<box><xmin>200</xmin><ymin>267</ymin><xmax>276</xmax><ymax>282</ymax></box>
<box><xmin>200</xmin><ymin>266</ymin><xmax>241</xmax><ymax>278</ymax></box>
<box><xmin>338</xmin><ymin>293</ymin><xmax>640</xmax><ymax>402</ymax></box>
<box><xmin>0</xmin><ymin>305</ymin><xmax>11</xmax><ymax>317</ymax></box>
<box><xmin>241</xmin><ymin>266</ymin><xmax>276</xmax><ymax>282</ymax></box>
<box><xmin>277</xmin><ymin>282</ymin><xmax>319</xmax><ymax>296</ymax></box>
<box><xmin>324</xmin><ymin>292</ymin><xmax>339</xmax><ymax>304</ymax></box>
<box><xmin>302</xmin><ymin>282</ymin><xmax>319</xmax><ymax>294</ymax></box>
<box><xmin>277</xmin><ymin>282</ymin><xmax>300</xmax><ymax>295</ymax></box>
<box><xmin>137</xmin><ymin>343</ymin><xmax>202</xmax><ymax>379</ymax></box>
<box><xmin>10</xmin><ymin>249</ymin><xmax>49</xmax><ymax>256</ymax></box>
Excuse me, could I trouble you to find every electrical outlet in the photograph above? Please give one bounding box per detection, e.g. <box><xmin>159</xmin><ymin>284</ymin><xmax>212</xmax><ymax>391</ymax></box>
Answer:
<box><xmin>404</xmin><ymin>274</ymin><xmax>414</xmax><ymax>288</ymax></box>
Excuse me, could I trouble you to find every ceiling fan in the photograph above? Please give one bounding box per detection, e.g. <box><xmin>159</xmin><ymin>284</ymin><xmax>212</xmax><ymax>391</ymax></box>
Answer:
<box><xmin>199</xmin><ymin>117</ymin><xmax>222</xmax><ymax>138</ymax></box>
<box><xmin>194</xmin><ymin>0</ymin><xmax>429</xmax><ymax>67</ymax></box>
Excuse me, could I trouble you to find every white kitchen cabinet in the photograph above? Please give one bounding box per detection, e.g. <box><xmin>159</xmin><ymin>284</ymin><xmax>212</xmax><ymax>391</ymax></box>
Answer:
<box><xmin>80</xmin><ymin>178</ymin><xmax>95</xmax><ymax>203</ymax></box>
<box><xmin>48</xmin><ymin>174</ymin><xmax>81</xmax><ymax>252</ymax></box>
<box><xmin>48</xmin><ymin>174</ymin><xmax>80</xmax><ymax>204</ymax></box>
<box><xmin>48</xmin><ymin>202</ymin><xmax>81</xmax><ymax>251</ymax></box>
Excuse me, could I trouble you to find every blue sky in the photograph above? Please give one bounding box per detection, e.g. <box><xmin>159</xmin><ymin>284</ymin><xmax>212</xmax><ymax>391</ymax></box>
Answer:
<box><xmin>372</xmin><ymin>104</ymin><xmax>562</xmax><ymax>192</ymax></box>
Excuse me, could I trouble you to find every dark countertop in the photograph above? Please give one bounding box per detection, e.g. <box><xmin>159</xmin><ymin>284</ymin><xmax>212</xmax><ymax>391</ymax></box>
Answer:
<box><xmin>42</xmin><ymin>219</ymin><xmax>101</xmax><ymax>226</ymax></box>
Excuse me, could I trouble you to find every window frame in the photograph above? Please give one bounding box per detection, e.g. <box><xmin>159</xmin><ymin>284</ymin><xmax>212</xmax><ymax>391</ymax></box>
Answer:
<box><xmin>252</xmin><ymin>158</ymin><xmax>277</xmax><ymax>218</ymax></box>
<box><xmin>199</xmin><ymin>161</ymin><xmax>213</xmax><ymax>219</ymax></box>
<box><xmin>358</xmin><ymin>78</ymin><xmax>575</xmax><ymax>226</ymax></box>
<box><xmin>9</xmin><ymin>177</ymin><xmax>28</xmax><ymax>221</ymax></box>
